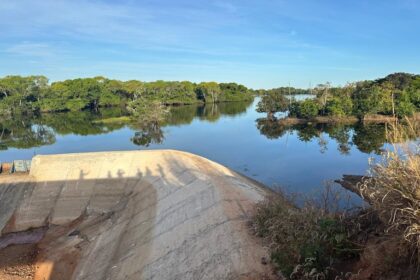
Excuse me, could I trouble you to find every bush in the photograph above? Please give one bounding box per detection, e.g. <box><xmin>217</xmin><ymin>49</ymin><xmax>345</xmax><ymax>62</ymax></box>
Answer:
<box><xmin>325</xmin><ymin>96</ymin><xmax>353</xmax><ymax>117</ymax></box>
<box><xmin>252</xmin><ymin>187</ymin><xmax>358</xmax><ymax>279</ymax></box>
<box><xmin>290</xmin><ymin>99</ymin><xmax>320</xmax><ymax>119</ymax></box>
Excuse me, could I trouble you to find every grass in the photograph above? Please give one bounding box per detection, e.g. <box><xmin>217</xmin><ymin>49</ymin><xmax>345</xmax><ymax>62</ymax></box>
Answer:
<box><xmin>252</xmin><ymin>119</ymin><xmax>420</xmax><ymax>279</ymax></box>
<box><xmin>252</xmin><ymin>186</ymin><xmax>360</xmax><ymax>279</ymax></box>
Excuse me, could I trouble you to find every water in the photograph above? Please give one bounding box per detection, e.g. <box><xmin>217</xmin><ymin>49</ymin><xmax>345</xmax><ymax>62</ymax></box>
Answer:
<box><xmin>0</xmin><ymin>98</ymin><xmax>392</xmax><ymax>194</ymax></box>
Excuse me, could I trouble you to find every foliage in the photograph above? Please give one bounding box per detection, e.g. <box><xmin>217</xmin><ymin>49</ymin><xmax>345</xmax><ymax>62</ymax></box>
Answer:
<box><xmin>256</xmin><ymin>92</ymin><xmax>289</xmax><ymax>119</ymax></box>
<box><xmin>325</xmin><ymin>95</ymin><xmax>353</xmax><ymax>117</ymax></box>
<box><xmin>218</xmin><ymin>83</ymin><xmax>253</xmax><ymax>102</ymax></box>
<box><xmin>0</xmin><ymin>75</ymin><xmax>49</xmax><ymax>116</ymax></box>
<box><xmin>256</xmin><ymin>87</ymin><xmax>312</xmax><ymax>96</ymax></box>
<box><xmin>289</xmin><ymin>99</ymin><xmax>320</xmax><ymax>119</ymax></box>
<box><xmin>0</xmin><ymin>75</ymin><xmax>254</xmax><ymax>116</ymax></box>
<box><xmin>127</xmin><ymin>99</ymin><xmax>169</xmax><ymax>123</ymax></box>
<box><xmin>196</xmin><ymin>82</ymin><xmax>221</xmax><ymax>103</ymax></box>
<box><xmin>262</xmin><ymin>73</ymin><xmax>420</xmax><ymax>120</ymax></box>
<box><xmin>252</xmin><ymin>186</ymin><xmax>359</xmax><ymax>279</ymax></box>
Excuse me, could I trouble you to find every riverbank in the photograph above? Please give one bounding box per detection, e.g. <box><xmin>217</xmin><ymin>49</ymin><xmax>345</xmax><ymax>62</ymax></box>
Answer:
<box><xmin>252</xmin><ymin>121</ymin><xmax>420</xmax><ymax>279</ymax></box>
<box><xmin>0</xmin><ymin>150</ymin><xmax>275</xmax><ymax>280</ymax></box>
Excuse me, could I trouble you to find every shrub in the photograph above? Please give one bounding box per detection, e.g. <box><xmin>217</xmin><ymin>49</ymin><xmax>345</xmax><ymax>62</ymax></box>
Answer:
<box><xmin>325</xmin><ymin>96</ymin><xmax>353</xmax><ymax>117</ymax></box>
<box><xmin>252</xmin><ymin>187</ymin><xmax>358</xmax><ymax>279</ymax></box>
<box><xmin>290</xmin><ymin>99</ymin><xmax>320</xmax><ymax>119</ymax></box>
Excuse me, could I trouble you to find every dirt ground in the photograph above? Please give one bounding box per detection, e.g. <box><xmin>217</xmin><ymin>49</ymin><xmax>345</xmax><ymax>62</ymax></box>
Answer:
<box><xmin>0</xmin><ymin>244</ymin><xmax>38</xmax><ymax>280</ymax></box>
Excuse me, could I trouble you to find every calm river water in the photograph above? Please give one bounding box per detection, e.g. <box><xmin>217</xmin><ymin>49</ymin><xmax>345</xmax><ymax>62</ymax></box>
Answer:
<box><xmin>0</xmin><ymin>98</ymin><xmax>390</xmax><ymax>194</ymax></box>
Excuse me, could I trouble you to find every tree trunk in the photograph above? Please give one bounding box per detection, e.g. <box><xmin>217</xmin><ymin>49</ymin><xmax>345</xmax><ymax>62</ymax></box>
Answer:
<box><xmin>267</xmin><ymin>112</ymin><xmax>275</xmax><ymax>121</ymax></box>
<box><xmin>391</xmin><ymin>93</ymin><xmax>395</xmax><ymax>117</ymax></box>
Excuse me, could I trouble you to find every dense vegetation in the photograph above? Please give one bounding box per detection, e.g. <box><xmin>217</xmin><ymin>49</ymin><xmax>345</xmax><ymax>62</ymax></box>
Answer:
<box><xmin>257</xmin><ymin>73</ymin><xmax>420</xmax><ymax>120</ymax></box>
<box><xmin>0</xmin><ymin>76</ymin><xmax>254</xmax><ymax>116</ymax></box>
<box><xmin>255</xmin><ymin>86</ymin><xmax>312</xmax><ymax>96</ymax></box>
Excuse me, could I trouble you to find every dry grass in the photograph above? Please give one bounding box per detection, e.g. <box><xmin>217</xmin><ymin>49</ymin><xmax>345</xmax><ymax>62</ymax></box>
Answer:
<box><xmin>252</xmin><ymin>186</ymin><xmax>360</xmax><ymax>279</ymax></box>
<box><xmin>357</xmin><ymin>119</ymin><xmax>420</xmax><ymax>274</ymax></box>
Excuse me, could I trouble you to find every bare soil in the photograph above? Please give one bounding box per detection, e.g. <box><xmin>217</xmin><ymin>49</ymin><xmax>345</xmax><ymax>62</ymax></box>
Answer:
<box><xmin>0</xmin><ymin>244</ymin><xmax>38</xmax><ymax>280</ymax></box>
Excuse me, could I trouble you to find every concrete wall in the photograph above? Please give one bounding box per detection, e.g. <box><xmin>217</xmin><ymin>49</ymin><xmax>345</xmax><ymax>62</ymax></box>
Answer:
<box><xmin>0</xmin><ymin>150</ymin><xmax>273</xmax><ymax>280</ymax></box>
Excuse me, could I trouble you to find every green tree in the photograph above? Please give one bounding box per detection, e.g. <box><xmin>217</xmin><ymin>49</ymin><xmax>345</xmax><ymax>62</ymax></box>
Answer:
<box><xmin>289</xmin><ymin>99</ymin><xmax>320</xmax><ymax>119</ymax></box>
<box><xmin>325</xmin><ymin>95</ymin><xmax>353</xmax><ymax>116</ymax></box>
<box><xmin>395</xmin><ymin>90</ymin><xmax>415</xmax><ymax>117</ymax></box>
<box><xmin>256</xmin><ymin>92</ymin><xmax>288</xmax><ymax>120</ymax></box>
<box><xmin>197</xmin><ymin>82</ymin><xmax>221</xmax><ymax>103</ymax></box>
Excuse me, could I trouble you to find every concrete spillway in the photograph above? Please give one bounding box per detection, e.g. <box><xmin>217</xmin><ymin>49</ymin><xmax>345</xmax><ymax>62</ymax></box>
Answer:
<box><xmin>0</xmin><ymin>150</ymin><xmax>273</xmax><ymax>280</ymax></box>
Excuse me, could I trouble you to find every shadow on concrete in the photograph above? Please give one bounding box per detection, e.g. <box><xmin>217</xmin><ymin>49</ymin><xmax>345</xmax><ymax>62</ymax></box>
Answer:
<box><xmin>0</xmin><ymin>150</ymin><xmax>272</xmax><ymax>280</ymax></box>
<box><xmin>0</xmin><ymin>167</ymin><xmax>164</xmax><ymax>280</ymax></box>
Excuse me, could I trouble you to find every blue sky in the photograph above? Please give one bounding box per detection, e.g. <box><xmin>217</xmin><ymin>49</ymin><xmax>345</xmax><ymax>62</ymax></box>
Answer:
<box><xmin>0</xmin><ymin>0</ymin><xmax>419</xmax><ymax>88</ymax></box>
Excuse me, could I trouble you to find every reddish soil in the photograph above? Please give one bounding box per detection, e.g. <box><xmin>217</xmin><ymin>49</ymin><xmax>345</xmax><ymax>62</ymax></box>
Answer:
<box><xmin>0</xmin><ymin>244</ymin><xmax>38</xmax><ymax>280</ymax></box>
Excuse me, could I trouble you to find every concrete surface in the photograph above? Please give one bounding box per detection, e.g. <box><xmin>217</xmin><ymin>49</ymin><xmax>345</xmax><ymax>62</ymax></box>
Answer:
<box><xmin>0</xmin><ymin>150</ymin><xmax>273</xmax><ymax>280</ymax></box>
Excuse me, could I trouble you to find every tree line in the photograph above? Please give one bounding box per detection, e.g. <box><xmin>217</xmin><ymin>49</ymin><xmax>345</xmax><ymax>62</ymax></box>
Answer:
<box><xmin>257</xmin><ymin>73</ymin><xmax>420</xmax><ymax>120</ymax></box>
<box><xmin>255</xmin><ymin>86</ymin><xmax>312</xmax><ymax>96</ymax></box>
<box><xmin>0</xmin><ymin>76</ymin><xmax>254</xmax><ymax>117</ymax></box>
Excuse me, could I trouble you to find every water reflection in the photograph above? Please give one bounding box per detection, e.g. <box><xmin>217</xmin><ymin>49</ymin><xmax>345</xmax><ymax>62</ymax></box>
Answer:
<box><xmin>38</xmin><ymin>109</ymin><xmax>127</xmax><ymax>135</ymax></box>
<box><xmin>0</xmin><ymin>104</ymin><xmax>413</xmax><ymax>157</ymax></box>
<box><xmin>131</xmin><ymin>122</ymin><xmax>165</xmax><ymax>147</ymax></box>
<box><xmin>255</xmin><ymin>118</ymin><xmax>403</xmax><ymax>155</ymax></box>
<box><xmin>0</xmin><ymin>119</ymin><xmax>55</xmax><ymax>150</ymax></box>
<box><xmin>0</xmin><ymin>100</ymin><xmax>253</xmax><ymax>150</ymax></box>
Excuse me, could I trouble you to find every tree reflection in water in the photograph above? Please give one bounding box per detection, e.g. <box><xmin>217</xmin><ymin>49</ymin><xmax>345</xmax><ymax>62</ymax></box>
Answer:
<box><xmin>0</xmin><ymin>118</ymin><xmax>55</xmax><ymax>150</ymax></box>
<box><xmin>0</xmin><ymin>100</ymin><xmax>412</xmax><ymax>155</ymax></box>
<box><xmin>255</xmin><ymin>118</ymin><xmax>415</xmax><ymax>155</ymax></box>
<box><xmin>131</xmin><ymin>122</ymin><xmax>165</xmax><ymax>147</ymax></box>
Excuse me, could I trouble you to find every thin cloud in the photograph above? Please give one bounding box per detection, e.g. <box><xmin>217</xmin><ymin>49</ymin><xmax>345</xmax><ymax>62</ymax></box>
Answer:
<box><xmin>6</xmin><ymin>42</ymin><xmax>53</xmax><ymax>57</ymax></box>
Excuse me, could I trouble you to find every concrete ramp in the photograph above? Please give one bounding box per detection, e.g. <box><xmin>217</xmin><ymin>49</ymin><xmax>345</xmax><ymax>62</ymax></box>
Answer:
<box><xmin>0</xmin><ymin>150</ymin><xmax>273</xmax><ymax>280</ymax></box>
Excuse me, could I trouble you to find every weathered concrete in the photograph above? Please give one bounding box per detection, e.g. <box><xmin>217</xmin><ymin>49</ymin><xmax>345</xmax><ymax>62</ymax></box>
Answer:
<box><xmin>0</xmin><ymin>150</ymin><xmax>273</xmax><ymax>280</ymax></box>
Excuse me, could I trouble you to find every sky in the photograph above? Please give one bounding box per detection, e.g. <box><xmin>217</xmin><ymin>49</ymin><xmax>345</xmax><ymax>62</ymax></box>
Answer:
<box><xmin>0</xmin><ymin>0</ymin><xmax>419</xmax><ymax>89</ymax></box>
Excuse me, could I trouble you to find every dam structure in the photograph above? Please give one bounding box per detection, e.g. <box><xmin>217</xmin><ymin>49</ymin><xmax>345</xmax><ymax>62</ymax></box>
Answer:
<box><xmin>0</xmin><ymin>150</ymin><xmax>273</xmax><ymax>280</ymax></box>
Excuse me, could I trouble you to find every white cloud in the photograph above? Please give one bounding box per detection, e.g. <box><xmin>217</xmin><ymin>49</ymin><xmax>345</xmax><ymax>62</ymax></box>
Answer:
<box><xmin>6</xmin><ymin>42</ymin><xmax>53</xmax><ymax>57</ymax></box>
